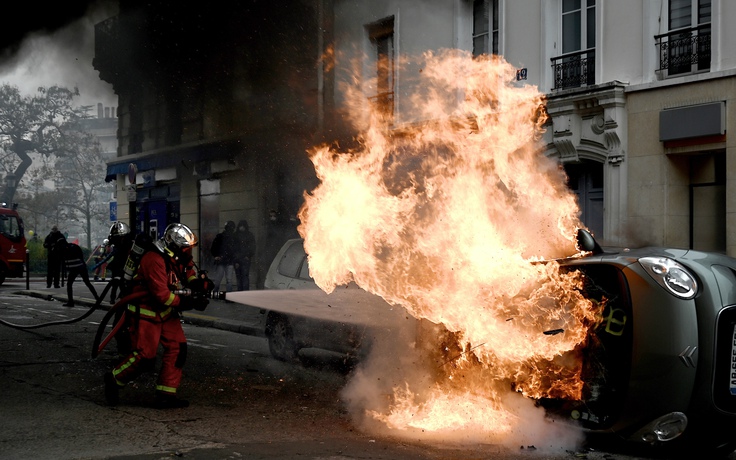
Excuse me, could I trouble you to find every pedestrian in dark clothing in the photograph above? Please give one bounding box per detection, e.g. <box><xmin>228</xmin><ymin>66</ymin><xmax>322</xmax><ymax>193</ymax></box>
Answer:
<box><xmin>234</xmin><ymin>219</ymin><xmax>255</xmax><ymax>290</ymax></box>
<box><xmin>43</xmin><ymin>226</ymin><xmax>66</xmax><ymax>288</ymax></box>
<box><xmin>62</xmin><ymin>242</ymin><xmax>99</xmax><ymax>307</ymax></box>
<box><xmin>210</xmin><ymin>221</ymin><xmax>237</xmax><ymax>293</ymax></box>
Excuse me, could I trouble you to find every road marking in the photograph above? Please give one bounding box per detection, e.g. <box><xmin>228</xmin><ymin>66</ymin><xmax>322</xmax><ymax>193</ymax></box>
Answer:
<box><xmin>187</xmin><ymin>338</ymin><xmax>228</xmax><ymax>349</ymax></box>
<box><xmin>188</xmin><ymin>342</ymin><xmax>217</xmax><ymax>350</ymax></box>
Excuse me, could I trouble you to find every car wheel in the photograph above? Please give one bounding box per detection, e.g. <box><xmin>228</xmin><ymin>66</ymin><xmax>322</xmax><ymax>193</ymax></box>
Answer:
<box><xmin>267</xmin><ymin>313</ymin><xmax>299</xmax><ymax>362</ymax></box>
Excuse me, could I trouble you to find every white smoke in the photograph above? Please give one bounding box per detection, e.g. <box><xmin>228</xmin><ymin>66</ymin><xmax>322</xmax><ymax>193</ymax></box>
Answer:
<box><xmin>0</xmin><ymin>0</ymin><xmax>117</xmax><ymax>109</ymax></box>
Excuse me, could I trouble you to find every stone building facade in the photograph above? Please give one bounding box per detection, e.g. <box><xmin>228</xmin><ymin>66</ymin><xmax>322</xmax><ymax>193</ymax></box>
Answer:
<box><xmin>98</xmin><ymin>0</ymin><xmax>736</xmax><ymax>288</ymax></box>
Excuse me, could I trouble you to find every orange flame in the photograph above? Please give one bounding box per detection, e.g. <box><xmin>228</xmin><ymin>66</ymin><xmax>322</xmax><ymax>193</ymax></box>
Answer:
<box><xmin>298</xmin><ymin>50</ymin><xmax>602</xmax><ymax>448</ymax></box>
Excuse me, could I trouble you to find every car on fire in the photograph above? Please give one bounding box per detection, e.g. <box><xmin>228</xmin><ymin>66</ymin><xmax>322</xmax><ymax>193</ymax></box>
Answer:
<box><xmin>533</xmin><ymin>229</ymin><xmax>736</xmax><ymax>457</ymax></box>
<box><xmin>252</xmin><ymin>232</ymin><xmax>736</xmax><ymax>456</ymax></box>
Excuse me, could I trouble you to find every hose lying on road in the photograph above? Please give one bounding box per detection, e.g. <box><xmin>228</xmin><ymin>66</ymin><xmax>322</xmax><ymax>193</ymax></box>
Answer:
<box><xmin>0</xmin><ymin>281</ymin><xmax>114</xmax><ymax>331</ymax></box>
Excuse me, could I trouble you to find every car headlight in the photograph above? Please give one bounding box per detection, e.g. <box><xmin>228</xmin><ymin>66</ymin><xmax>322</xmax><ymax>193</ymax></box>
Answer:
<box><xmin>639</xmin><ymin>257</ymin><xmax>698</xmax><ymax>299</ymax></box>
<box><xmin>634</xmin><ymin>412</ymin><xmax>688</xmax><ymax>443</ymax></box>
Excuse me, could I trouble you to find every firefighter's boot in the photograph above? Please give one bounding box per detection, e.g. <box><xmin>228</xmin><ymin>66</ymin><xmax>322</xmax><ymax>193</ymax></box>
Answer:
<box><xmin>104</xmin><ymin>372</ymin><xmax>121</xmax><ymax>406</ymax></box>
<box><xmin>153</xmin><ymin>392</ymin><xmax>189</xmax><ymax>409</ymax></box>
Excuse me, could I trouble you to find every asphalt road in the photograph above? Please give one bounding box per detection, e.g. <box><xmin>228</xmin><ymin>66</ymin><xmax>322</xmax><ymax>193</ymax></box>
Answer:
<box><xmin>0</xmin><ymin>278</ymin><xmax>726</xmax><ymax>460</ymax></box>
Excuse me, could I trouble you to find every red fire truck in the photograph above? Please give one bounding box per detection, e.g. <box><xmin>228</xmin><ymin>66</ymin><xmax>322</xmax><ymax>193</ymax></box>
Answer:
<box><xmin>0</xmin><ymin>204</ymin><xmax>26</xmax><ymax>285</ymax></box>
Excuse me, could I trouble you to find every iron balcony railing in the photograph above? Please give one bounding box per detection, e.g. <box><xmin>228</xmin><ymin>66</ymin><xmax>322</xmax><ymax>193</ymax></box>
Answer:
<box><xmin>551</xmin><ymin>49</ymin><xmax>595</xmax><ymax>91</ymax></box>
<box><xmin>655</xmin><ymin>24</ymin><xmax>711</xmax><ymax>76</ymax></box>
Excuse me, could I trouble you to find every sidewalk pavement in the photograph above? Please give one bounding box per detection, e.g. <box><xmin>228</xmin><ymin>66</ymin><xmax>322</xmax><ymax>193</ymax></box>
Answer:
<box><xmin>11</xmin><ymin>277</ymin><xmax>267</xmax><ymax>338</ymax></box>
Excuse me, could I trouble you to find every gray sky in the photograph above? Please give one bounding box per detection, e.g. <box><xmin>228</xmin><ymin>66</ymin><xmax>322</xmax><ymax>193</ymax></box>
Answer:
<box><xmin>0</xmin><ymin>1</ymin><xmax>117</xmax><ymax>111</ymax></box>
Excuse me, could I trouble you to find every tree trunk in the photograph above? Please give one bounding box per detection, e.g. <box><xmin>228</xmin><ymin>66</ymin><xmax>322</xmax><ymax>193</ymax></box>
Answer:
<box><xmin>0</xmin><ymin>143</ymin><xmax>32</xmax><ymax>205</ymax></box>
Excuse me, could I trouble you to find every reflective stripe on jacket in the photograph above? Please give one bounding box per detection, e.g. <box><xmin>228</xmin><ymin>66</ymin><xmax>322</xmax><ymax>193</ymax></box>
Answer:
<box><xmin>128</xmin><ymin>304</ymin><xmax>173</xmax><ymax>320</ymax></box>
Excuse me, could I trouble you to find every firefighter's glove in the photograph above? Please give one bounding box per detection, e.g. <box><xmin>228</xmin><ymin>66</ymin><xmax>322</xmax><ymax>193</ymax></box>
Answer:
<box><xmin>193</xmin><ymin>296</ymin><xmax>209</xmax><ymax>311</ymax></box>
<box><xmin>179</xmin><ymin>292</ymin><xmax>209</xmax><ymax>312</ymax></box>
<box><xmin>188</xmin><ymin>277</ymin><xmax>214</xmax><ymax>297</ymax></box>
<box><xmin>178</xmin><ymin>296</ymin><xmax>196</xmax><ymax>311</ymax></box>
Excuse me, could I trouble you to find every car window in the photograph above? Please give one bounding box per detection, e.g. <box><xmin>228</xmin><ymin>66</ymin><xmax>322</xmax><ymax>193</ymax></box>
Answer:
<box><xmin>278</xmin><ymin>240</ymin><xmax>306</xmax><ymax>278</ymax></box>
<box><xmin>298</xmin><ymin>256</ymin><xmax>312</xmax><ymax>280</ymax></box>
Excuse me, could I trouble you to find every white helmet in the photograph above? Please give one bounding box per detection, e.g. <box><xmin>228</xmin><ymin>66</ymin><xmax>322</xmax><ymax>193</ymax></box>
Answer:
<box><xmin>108</xmin><ymin>221</ymin><xmax>131</xmax><ymax>239</ymax></box>
<box><xmin>163</xmin><ymin>223</ymin><xmax>198</xmax><ymax>250</ymax></box>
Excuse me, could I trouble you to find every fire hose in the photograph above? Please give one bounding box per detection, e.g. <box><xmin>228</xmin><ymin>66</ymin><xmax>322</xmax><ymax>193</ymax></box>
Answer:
<box><xmin>1</xmin><ymin>267</ymin><xmax>213</xmax><ymax>356</ymax></box>
<box><xmin>0</xmin><ymin>280</ymin><xmax>147</xmax><ymax>360</ymax></box>
<box><xmin>90</xmin><ymin>290</ymin><xmax>149</xmax><ymax>359</ymax></box>
<box><xmin>0</xmin><ymin>279</ymin><xmax>116</xmax><ymax>331</ymax></box>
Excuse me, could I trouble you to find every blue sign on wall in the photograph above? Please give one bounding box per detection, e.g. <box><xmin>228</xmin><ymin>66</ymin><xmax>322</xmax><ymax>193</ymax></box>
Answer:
<box><xmin>110</xmin><ymin>202</ymin><xmax>117</xmax><ymax>222</ymax></box>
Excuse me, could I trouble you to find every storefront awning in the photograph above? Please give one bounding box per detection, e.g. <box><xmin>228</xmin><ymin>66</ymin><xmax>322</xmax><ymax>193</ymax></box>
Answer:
<box><xmin>105</xmin><ymin>139</ymin><xmax>242</xmax><ymax>182</ymax></box>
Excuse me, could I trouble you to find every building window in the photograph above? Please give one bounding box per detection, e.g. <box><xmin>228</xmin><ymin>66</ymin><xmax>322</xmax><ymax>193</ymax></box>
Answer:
<box><xmin>551</xmin><ymin>0</ymin><xmax>596</xmax><ymax>90</ymax></box>
<box><xmin>367</xmin><ymin>17</ymin><xmax>395</xmax><ymax>120</ymax></box>
<box><xmin>655</xmin><ymin>0</ymin><xmax>711</xmax><ymax>76</ymax></box>
<box><xmin>472</xmin><ymin>0</ymin><xmax>499</xmax><ymax>56</ymax></box>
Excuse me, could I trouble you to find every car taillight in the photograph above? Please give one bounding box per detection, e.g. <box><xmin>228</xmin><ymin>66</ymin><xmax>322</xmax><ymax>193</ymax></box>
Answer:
<box><xmin>639</xmin><ymin>257</ymin><xmax>698</xmax><ymax>300</ymax></box>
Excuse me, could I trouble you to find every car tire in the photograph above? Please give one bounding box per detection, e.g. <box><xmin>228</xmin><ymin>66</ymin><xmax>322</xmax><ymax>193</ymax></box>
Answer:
<box><xmin>267</xmin><ymin>313</ymin><xmax>299</xmax><ymax>362</ymax></box>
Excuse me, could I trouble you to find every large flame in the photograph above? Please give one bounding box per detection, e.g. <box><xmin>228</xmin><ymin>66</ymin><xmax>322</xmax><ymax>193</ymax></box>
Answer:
<box><xmin>298</xmin><ymin>50</ymin><xmax>602</xmax><ymax>449</ymax></box>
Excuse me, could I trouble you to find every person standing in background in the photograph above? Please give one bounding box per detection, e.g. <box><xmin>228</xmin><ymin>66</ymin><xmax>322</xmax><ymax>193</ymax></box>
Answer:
<box><xmin>210</xmin><ymin>221</ymin><xmax>237</xmax><ymax>293</ymax></box>
<box><xmin>43</xmin><ymin>226</ymin><xmax>66</xmax><ymax>288</ymax></box>
<box><xmin>62</xmin><ymin>241</ymin><xmax>99</xmax><ymax>307</ymax></box>
<box><xmin>234</xmin><ymin>220</ymin><xmax>255</xmax><ymax>290</ymax></box>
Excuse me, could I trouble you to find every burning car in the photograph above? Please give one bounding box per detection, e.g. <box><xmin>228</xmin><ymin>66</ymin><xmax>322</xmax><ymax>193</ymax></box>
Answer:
<box><xmin>251</xmin><ymin>231</ymin><xmax>736</xmax><ymax>456</ymax></box>
<box><xmin>529</xmin><ymin>229</ymin><xmax>736</xmax><ymax>456</ymax></box>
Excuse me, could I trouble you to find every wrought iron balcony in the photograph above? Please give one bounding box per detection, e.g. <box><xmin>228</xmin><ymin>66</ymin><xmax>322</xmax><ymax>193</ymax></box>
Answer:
<box><xmin>551</xmin><ymin>49</ymin><xmax>595</xmax><ymax>91</ymax></box>
<box><xmin>655</xmin><ymin>24</ymin><xmax>711</xmax><ymax>77</ymax></box>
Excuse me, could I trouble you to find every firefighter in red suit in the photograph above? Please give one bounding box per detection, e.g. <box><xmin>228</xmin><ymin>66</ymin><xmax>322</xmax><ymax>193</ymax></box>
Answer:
<box><xmin>104</xmin><ymin>223</ymin><xmax>209</xmax><ymax>409</ymax></box>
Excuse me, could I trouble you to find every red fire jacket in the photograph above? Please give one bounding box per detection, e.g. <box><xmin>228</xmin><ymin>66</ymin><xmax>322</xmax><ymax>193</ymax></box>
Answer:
<box><xmin>129</xmin><ymin>248</ymin><xmax>196</xmax><ymax>322</ymax></box>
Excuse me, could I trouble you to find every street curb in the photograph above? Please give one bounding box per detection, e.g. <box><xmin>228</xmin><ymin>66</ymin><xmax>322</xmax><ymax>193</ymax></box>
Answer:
<box><xmin>14</xmin><ymin>290</ymin><xmax>99</xmax><ymax>307</ymax></box>
<box><xmin>14</xmin><ymin>290</ymin><xmax>56</xmax><ymax>302</ymax></box>
<box><xmin>182</xmin><ymin>312</ymin><xmax>266</xmax><ymax>338</ymax></box>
